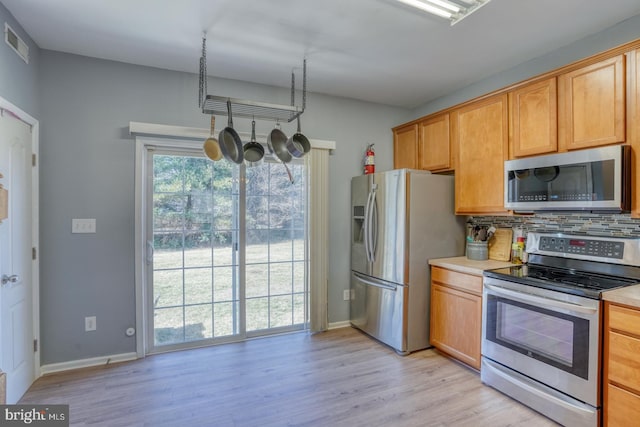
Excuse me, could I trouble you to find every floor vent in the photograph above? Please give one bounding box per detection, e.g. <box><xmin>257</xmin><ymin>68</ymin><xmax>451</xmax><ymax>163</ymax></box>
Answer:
<box><xmin>4</xmin><ymin>23</ymin><xmax>29</xmax><ymax>64</ymax></box>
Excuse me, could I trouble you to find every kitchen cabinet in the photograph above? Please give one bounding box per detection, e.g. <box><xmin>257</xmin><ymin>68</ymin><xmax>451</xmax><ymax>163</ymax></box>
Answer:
<box><xmin>393</xmin><ymin>115</ymin><xmax>452</xmax><ymax>172</ymax></box>
<box><xmin>452</xmin><ymin>93</ymin><xmax>509</xmax><ymax>215</ymax></box>
<box><xmin>430</xmin><ymin>266</ymin><xmax>482</xmax><ymax>370</ymax></box>
<box><xmin>558</xmin><ymin>55</ymin><xmax>626</xmax><ymax>151</ymax></box>
<box><xmin>417</xmin><ymin>113</ymin><xmax>453</xmax><ymax>172</ymax></box>
<box><xmin>509</xmin><ymin>77</ymin><xmax>558</xmax><ymax>158</ymax></box>
<box><xmin>393</xmin><ymin>123</ymin><xmax>418</xmax><ymax>169</ymax></box>
<box><xmin>630</xmin><ymin>49</ymin><xmax>640</xmax><ymax>218</ymax></box>
<box><xmin>603</xmin><ymin>302</ymin><xmax>640</xmax><ymax>426</ymax></box>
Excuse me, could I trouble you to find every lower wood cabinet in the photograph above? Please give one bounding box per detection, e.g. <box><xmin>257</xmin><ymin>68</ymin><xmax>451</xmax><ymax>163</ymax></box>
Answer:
<box><xmin>604</xmin><ymin>302</ymin><xmax>640</xmax><ymax>426</ymax></box>
<box><xmin>430</xmin><ymin>266</ymin><xmax>482</xmax><ymax>370</ymax></box>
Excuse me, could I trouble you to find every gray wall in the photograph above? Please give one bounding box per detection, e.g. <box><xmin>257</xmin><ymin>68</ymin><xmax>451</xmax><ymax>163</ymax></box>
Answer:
<box><xmin>0</xmin><ymin>2</ymin><xmax>39</xmax><ymax>117</ymax></box>
<box><xmin>412</xmin><ymin>13</ymin><xmax>640</xmax><ymax>118</ymax></box>
<box><xmin>38</xmin><ymin>50</ymin><xmax>409</xmax><ymax>364</ymax></box>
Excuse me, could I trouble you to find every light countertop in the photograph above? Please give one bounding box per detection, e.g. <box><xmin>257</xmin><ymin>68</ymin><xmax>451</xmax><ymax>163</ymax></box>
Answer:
<box><xmin>602</xmin><ymin>284</ymin><xmax>640</xmax><ymax>309</ymax></box>
<box><xmin>429</xmin><ymin>256</ymin><xmax>515</xmax><ymax>276</ymax></box>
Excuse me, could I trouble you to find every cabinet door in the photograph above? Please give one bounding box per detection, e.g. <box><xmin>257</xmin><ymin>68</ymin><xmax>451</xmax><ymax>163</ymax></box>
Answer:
<box><xmin>418</xmin><ymin>113</ymin><xmax>452</xmax><ymax>171</ymax></box>
<box><xmin>509</xmin><ymin>78</ymin><xmax>558</xmax><ymax>158</ymax></box>
<box><xmin>452</xmin><ymin>93</ymin><xmax>509</xmax><ymax>215</ymax></box>
<box><xmin>393</xmin><ymin>123</ymin><xmax>418</xmax><ymax>169</ymax></box>
<box><xmin>430</xmin><ymin>282</ymin><xmax>482</xmax><ymax>370</ymax></box>
<box><xmin>630</xmin><ymin>49</ymin><xmax>640</xmax><ymax>219</ymax></box>
<box><xmin>558</xmin><ymin>55</ymin><xmax>626</xmax><ymax>151</ymax></box>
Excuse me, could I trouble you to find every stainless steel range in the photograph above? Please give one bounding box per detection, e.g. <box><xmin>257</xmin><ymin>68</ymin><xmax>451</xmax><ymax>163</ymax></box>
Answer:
<box><xmin>481</xmin><ymin>232</ymin><xmax>640</xmax><ymax>427</ymax></box>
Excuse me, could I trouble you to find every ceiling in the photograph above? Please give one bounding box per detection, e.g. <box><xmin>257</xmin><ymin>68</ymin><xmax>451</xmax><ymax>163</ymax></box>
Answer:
<box><xmin>4</xmin><ymin>0</ymin><xmax>640</xmax><ymax>108</ymax></box>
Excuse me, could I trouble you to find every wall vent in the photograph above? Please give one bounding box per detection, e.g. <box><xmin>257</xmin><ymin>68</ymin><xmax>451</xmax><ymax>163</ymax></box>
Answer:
<box><xmin>4</xmin><ymin>23</ymin><xmax>29</xmax><ymax>64</ymax></box>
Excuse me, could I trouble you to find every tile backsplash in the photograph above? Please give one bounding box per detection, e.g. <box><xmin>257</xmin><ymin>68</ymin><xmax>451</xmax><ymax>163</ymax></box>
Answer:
<box><xmin>471</xmin><ymin>213</ymin><xmax>640</xmax><ymax>238</ymax></box>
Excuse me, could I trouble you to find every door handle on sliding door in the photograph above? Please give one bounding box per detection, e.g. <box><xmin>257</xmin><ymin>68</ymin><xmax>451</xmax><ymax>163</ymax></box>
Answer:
<box><xmin>146</xmin><ymin>240</ymin><xmax>154</xmax><ymax>265</ymax></box>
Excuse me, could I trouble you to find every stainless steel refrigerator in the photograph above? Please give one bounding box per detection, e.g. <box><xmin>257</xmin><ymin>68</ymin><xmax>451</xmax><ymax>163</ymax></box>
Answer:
<box><xmin>350</xmin><ymin>169</ymin><xmax>465</xmax><ymax>354</ymax></box>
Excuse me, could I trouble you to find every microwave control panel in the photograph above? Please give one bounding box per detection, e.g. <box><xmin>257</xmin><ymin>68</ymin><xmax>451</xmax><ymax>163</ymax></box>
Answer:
<box><xmin>538</xmin><ymin>236</ymin><xmax>624</xmax><ymax>259</ymax></box>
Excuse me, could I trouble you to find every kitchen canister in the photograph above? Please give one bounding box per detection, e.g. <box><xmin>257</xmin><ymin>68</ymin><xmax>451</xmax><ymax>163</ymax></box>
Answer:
<box><xmin>466</xmin><ymin>241</ymin><xmax>489</xmax><ymax>261</ymax></box>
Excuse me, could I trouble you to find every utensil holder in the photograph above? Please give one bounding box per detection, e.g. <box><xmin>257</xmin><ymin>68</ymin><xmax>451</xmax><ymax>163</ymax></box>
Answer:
<box><xmin>467</xmin><ymin>241</ymin><xmax>488</xmax><ymax>261</ymax></box>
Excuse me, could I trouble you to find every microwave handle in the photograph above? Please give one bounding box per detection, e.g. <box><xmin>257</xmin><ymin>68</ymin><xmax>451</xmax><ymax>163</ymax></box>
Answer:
<box><xmin>484</xmin><ymin>283</ymin><xmax>597</xmax><ymax>315</ymax></box>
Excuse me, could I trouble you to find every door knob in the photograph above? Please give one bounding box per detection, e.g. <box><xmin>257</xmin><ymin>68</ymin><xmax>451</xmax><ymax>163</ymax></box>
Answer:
<box><xmin>1</xmin><ymin>274</ymin><xmax>19</xmax><ymax>285</ymax></box>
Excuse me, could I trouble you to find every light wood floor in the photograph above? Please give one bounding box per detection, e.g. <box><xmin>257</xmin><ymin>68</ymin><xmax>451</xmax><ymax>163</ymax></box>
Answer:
<box><xmin>20</xmin><ymin>327</ymin><xmax>557</xmax><ymax>426</ymax></box>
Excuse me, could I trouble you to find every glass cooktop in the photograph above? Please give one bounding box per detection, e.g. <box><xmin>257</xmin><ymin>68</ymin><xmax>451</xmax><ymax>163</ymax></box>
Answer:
<box><xmin>484</xmin><ymin>264</ymin><xmax>639</xmax><ymax>299</ymax></box>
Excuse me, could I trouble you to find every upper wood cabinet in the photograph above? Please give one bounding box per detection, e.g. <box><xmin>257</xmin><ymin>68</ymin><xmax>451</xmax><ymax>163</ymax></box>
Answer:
<box><xmin>452</xmin><ymin>93</ymin><xmax>509</xmax><ymax>215</ymax></box>
<box><xmin>630</xmin><ymin>49</ymin><xmax>640</xmax><ymax>218</ymax></box>
<box><xmin>509</xmin><ymin>77</ymin><xmax>558</xmax><ymax>158</ymax></box>
<box><xmin>393</xmin><ymin>115</ymin><xmax>452</xmax><ymax>172</ymax></box>
<box><xmin>418</xmin><ymin>113</ymin><xmax>452</xmax><ymax>171</ymax></box>
<box><xmin>393</xmin><ymin>123</ymin><xmax>418</xmax><ymax>169</ymax></box>
<box><xmin>558</xmin><ymin>55</ymin><xmax>626</xmax><ymax>151</ymax></box>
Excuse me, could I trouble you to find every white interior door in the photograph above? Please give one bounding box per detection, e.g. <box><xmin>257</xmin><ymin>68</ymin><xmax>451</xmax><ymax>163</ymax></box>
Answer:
<box><xmin>0</xmin><ymin>110</ymin><xmax>35</xmax><ymax>403</ymax></box>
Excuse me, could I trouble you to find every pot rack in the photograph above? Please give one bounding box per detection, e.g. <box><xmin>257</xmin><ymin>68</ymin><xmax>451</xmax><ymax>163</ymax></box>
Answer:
<box><xmin>198</xmin><ymin>36</ymin><xmax>306</xmax><ymax>123</ymax></box>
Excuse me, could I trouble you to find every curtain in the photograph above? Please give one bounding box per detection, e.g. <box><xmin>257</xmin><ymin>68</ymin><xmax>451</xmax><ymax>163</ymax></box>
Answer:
<box><xmin>308</xmin><ymin>147</ymin><xmax>330</xmax><ymax>332</ymax></box>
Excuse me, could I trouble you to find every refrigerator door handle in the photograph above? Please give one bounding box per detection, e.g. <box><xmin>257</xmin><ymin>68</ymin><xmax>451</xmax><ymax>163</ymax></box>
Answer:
<box><xmin>370</xmin><ymin>187</ymin><xmax>378</xmax><ymax>262</ymax></box>
<box><xmin>363</xmin><ymin>187</ymin><xmax>374</xmax><ymax>263</ymax></box>
<box><xmin>353</xmin><ymin>271</ymin><xmax>397</xmax><ymax>291</ymax></box>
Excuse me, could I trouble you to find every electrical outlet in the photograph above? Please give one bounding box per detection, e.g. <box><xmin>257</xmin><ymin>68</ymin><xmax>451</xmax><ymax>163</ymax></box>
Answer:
<box><xmin>343</xmin><ymin>289</ymin><xmax>350</xmax><ymax>301</ymax></box>
<box><xmin>72</xmin><ymin>218</ymin><xmax>96</xmax><ymax>233</ymax></box>
<box><xmin>85</xmin><ymin>316</ymin><xmax>96</xmax><ymax>332</ymax></box>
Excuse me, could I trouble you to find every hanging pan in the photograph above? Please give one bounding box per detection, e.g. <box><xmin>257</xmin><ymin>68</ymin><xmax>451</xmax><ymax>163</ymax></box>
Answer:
<box><xmin>243</xmin><ymin>120</ymin><xmax>264</xmax><ymax>167</ymax></box>
<box><xmin>203</xmin><ymin>115</ymin><xmax>222</xmax><ymax>161</ymax></box>
<box><xmin>218</xmin><ymin>100</ymin><xmax>244</xmax><ymax>164</ymax></box>
<box><xmin>285</xmin><ymin>115</ymin><xmax>310</xmax><ymax>158</ymax></box>
<box><xmin>267</xmin><ymin>122</ymin><xmax>292</xmax><ymax>164</ymax></box>
<box><xmin>267</xmin><ymin>122</ymin><xmax>294</xmax><ymax>184</ymax></box>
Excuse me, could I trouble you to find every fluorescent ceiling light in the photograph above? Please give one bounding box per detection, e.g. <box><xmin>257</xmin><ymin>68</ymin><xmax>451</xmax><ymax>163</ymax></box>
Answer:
<box><xmin>396</xmin><ymin>0</ymin><xmax>492</xmax><ymax>25</ymax></box>
<box><xmin>426</xmin><ymin>0</ymin><xmax>461</xmax><ymax>13</ymax></box>
<box><xmin>396</xmin><ymin>0</ymin><xmax>452</xmax><ymax>18</ymax></box>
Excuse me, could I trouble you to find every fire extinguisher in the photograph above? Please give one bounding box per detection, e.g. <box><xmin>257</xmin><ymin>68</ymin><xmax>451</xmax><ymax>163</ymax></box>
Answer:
<box><xmin>364</xmin><ymin>144</ymin><xmax>375</xmax><ymax>175</ymax></box>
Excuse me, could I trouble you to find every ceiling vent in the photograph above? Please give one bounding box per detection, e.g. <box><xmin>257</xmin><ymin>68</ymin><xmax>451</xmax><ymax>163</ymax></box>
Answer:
<box><xmin>4</xmin><ymin>23</ymin><xmax>29</xmax><ymax>64</ymax></box>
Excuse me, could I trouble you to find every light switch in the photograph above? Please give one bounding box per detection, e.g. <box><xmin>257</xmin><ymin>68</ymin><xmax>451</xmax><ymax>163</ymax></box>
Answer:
<box><xmin>72</xmin><ymin>218</ymin><xmax>96</xmax><ymax>233</ymax></box>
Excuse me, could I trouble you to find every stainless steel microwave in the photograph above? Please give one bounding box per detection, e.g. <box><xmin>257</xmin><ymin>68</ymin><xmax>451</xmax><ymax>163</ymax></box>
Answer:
<box><xmin>504</xmin><ymin>145</ymin><xmax>631</xmax><ymax>212</ymax></box>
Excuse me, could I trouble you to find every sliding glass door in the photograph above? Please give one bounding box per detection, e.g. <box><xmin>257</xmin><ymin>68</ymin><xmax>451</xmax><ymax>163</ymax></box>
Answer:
<box><xmin>245</xmin><ymin>163</ymin><xmax>307</xmax><ymax>335</ymax></box>
<box><xmin>146</xmin><ymin>147</ymin><xmax>307</xmax><ymax>353</ymax></box>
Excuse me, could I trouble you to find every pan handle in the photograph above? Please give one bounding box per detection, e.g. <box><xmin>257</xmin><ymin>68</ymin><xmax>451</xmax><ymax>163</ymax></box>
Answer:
<box><xmin>227</xmin><ymin>100</ymin><xmax>233</xmax><ymax>128</ymax></box>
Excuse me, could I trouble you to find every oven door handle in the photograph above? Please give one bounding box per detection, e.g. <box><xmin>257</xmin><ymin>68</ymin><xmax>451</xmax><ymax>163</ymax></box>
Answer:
<box><xmin>484</xmin><ymin>283</ymin><xmax>598</xmax><ymax>315</ymax></box>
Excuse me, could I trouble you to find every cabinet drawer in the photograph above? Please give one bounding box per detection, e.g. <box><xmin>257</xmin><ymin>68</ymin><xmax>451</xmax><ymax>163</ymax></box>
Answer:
<box><xmin>431</xmin><ymin>266</ymin><xmax>482</xmax><ymax>295</ymax></box>
<box><xmin>606</xmin><ymin>383</ymin><xmax>640</xmax><ymax>426</ymax></box>
<box><xmin>608</xmin><ymin>330</ymin><xmax>640</xmax><ymax>394</ymax></box>
<box><xmin>609</xmin><ymin>303</ymin><xmax>640</xmax><ymax>337</ymax></box>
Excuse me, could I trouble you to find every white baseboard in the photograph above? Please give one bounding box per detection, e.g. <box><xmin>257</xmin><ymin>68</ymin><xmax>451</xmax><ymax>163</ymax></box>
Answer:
<box><xmin>40</xmin><ymin>352</ymin><xmax>138</xmax><ymax>375</ymax></box>
<box><xmin>328</xmin><ymin>321</ymin><xmax>351</xmax><ymax>330</ymax></box>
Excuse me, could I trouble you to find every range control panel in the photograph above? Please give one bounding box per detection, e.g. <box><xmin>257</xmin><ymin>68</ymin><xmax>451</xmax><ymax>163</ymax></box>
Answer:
<box><xmin>538</xmin><ymin>236</ymin><xmax>624</xmax><ymax>259</ymax></box>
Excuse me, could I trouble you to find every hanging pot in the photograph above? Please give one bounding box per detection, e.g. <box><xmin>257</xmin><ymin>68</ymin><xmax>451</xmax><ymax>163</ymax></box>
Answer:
<box><xmin>285</xmin><ymin>115</ymin><xmax>310</xmax><ymax>158</ymax></box>
<box><xmin>267</xmin><ymin>122</ymin><xmax>292</xmax><ymax>164</ymax></box>
<box><xmin>243</xmin><ymin>120</ymin><xmax>265</xmax><ymax>167</ymax></box>
<box><xmin>218</xmin><ymin>100</ymin><xmax>244</xmax><ymax>164</ymax></box>
<box><xmin>203</xmin><ymin>115</ymin><xmax>222</xmax><ymax>161</ymax></box>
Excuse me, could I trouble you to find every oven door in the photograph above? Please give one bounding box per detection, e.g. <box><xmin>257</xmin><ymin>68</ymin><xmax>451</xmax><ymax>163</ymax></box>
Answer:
<box><xmin>481</xmin><ymin>277</ymin><xmax>601</xmax><ymax>407</ymax></box>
